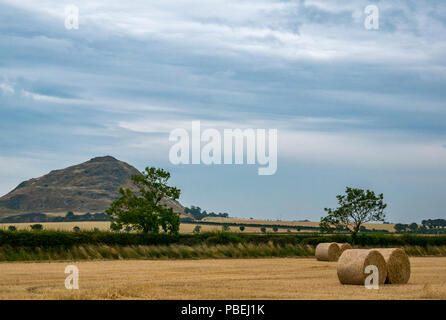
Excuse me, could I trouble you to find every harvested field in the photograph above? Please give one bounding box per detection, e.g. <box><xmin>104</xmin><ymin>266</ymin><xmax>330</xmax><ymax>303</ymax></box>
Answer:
<box><xmin>202</xmin><ymin>217</ymin><xmax>395</xmax><ymax>232</ymax></box>
<box><xmin>0</xmin><ymin>222</ymin><xmax>304</xmax><ymax>234</ymax></box>
<box><xmin>0</xmin><ymin>219</ymin><xmax>393</xmax><ymax>233</ymax></box>
<box><xmin>0</xmin><ymin>257</ymin><xmax>445</xmax><ymax>299</ymax></box>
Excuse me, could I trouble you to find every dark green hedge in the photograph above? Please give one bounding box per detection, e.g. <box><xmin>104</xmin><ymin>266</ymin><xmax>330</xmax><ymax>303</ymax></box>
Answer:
<box><xmin>299</xmin><ymin>233</ymin><xmax>446</xmax><ymax>246</ymax></box>
<box><xmin>1</xmin><ymin>230</ymin><xmax>446</xmax><ymax>248</ymax></box>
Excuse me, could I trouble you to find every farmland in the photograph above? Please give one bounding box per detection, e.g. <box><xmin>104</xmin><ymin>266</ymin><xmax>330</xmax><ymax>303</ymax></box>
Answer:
<box><xmin>0</xmin><ymin>221</ymin><xmax>281</xmax><ymax>233</ymax></box>
<box><xmin>0</xmin><ymin>218</ymin><xmax>395</xmax><ymax>233</ymax></box>
<box><xmin>203</xmin><ymin>217</ymin><xmax>396</xmax><ymax>232</ymax></box>
<box><xmin>0</xmin><ymin>257</ymin><xmax>445</xmax><ymax>299</ymax></box>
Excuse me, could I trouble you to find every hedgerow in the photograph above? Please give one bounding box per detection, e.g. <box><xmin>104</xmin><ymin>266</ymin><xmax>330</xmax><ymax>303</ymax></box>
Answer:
<box><xmin>1</xmin><ymin>230</ymin><xmax>446</xmax><ymax>248</ymax></box>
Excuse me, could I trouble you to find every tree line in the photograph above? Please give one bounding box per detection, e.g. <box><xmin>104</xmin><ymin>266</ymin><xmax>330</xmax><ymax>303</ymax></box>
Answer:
<box><xmin>394</xmin><ymin>219</ymin><xmax>446</xmax><ymax>234</ymax></box>
<box><xmin>184</xmin><ymin>206</ymin><xmax>229</xmax><ymax>220</ymax></box>
<box><xmin>2</xmin><ymin>230</ymin><xmax>446</xmax><ymax>248</ymax></box>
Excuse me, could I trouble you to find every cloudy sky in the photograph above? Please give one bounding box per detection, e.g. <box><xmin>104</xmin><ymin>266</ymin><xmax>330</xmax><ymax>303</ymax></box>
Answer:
<box><xmin>1</xmin><ymin>0</ymin><xmax>445</xmax><ymax>223</ymax></box>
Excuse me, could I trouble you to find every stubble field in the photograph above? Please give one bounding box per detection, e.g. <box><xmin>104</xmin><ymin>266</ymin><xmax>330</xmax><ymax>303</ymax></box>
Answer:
<box><xmin>0</xmin><ymin>219</ymin><xmax>394</xmax><ymax>233</ymax></box>
<box><xmin>0</xmin><ymin>222</ymin><xmax>273</xmax><ymax>233</ymax></box>
<box><xmin>0</xmin><ymin>257</ymin><xmax>445</xmax><ymax>300</ymax></box>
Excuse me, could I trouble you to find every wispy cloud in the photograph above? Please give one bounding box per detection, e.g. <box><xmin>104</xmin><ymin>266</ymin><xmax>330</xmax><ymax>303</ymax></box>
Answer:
<box><xmin>0</xmin><ymin>82</ymin><xmax>14</xmax><ymax>95</ymax></box>
<box><xmin>1</xmin><ymin>0</ymin><xmax>445</xmax><ymax>222</ymax></box>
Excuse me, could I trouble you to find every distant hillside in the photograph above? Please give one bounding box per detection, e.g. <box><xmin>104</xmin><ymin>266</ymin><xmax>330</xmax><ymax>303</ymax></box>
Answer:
<box><xmin>0</xmin><ymin>156</ymin><xmax>185</xmax><ymax>217</ymax></box>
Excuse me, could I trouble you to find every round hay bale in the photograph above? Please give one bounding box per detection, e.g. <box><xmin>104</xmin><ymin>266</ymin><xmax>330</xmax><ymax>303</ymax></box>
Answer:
<box><xmin>337</xmin><ymin>243</ymin><xmax>352</xmax><ymax>253</ymax></box>
<box><xmin>315</xmin><ymin>242</ymin><xmax>341</xmax><ymax>261</ymax></box>
<box><xmin>377</xmin><ymin>248</ymin><xmax>410</xmax><ymax>284</ymax></box>
<box><xmin>337</xmin><ymin>249</ymin><xmax>387</xmax><ymax>285</ymax></box>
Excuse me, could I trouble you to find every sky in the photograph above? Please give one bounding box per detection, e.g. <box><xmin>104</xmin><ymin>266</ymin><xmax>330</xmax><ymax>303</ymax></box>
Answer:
<box><xmin>1</xmin><ymin>0</ymin><xmax>445</xmax><ymax>223</ymax></box>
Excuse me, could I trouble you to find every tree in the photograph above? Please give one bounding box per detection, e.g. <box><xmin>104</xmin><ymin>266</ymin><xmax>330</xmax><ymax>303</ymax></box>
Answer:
<box><xmin>73</xmin><ymin>226</ymin><xmax>80</xmax><ymax>232</ymax></box>
<box><xmin>320</xmin><ymin>187</ymin><xmax>387</xmax><ymax>242</ymax></box>
<box><xmin>272</xmin><ymin>226</ymin><xmax>278</xmax><ymax>232</ymax></box>
<box><xmin>185</xmin><ymin>206</ymin><xmax>230</xmax><ymax>220</ymax></box>
<box><xmin>394</xmin><ymin>223</ymin><xmax>407</xmax><ymax>233</ymax></box>
<box><xmin>260</xmin><ymin>227</ymin><xmax>266</xmax><ymax>233</ymax></box>
<box><xmin>408</xmin><ymin>222</ymin><xmax>418</xmax><ymax>233</ymax></box>
<box><xmin>8</xmin><ymin>225</ymin><xmax>16</xmax><ymax>231</ymax></box>
<box><xmin>30</xmin><ymin>224</ymin><xmax>43</xmax><ymax>231</ymax></box>
<box><xmin>418</xmin><ymin>225</ymin><xmax>427</xmax><ymax>234</ymax></box>
<box><xmin>222</xmin><ymin>225</ymin><xmax>230</xmax><ymax>232</ymax></box>
<box><xmin>106</xmin><ymin>167</ymin><xmax>181</xmax><ymax>234</ymax></box>
<box><xmin>239</xmin><ymin>225</ymin><xmax>245</xmax><ymax>232</ymax></box>
<box><xmin>193</xmin><ymin>225</ymin><xmax>201</xmax><ymax>234</ymax></box>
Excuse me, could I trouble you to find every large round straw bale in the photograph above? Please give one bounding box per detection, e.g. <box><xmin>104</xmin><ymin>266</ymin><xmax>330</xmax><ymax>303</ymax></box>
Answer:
<box><xmin>315</xmin><ymin>242</ymin><xmax>341</xmax><ymax>261</ymax></box>
<box><xmin>337</xmin><ymin>243</ymin><xmax>352</xmax><ymax>253</ymax></box>
<box><xmin>376</xmin><ymin>248</ymin><xmax>410</xmax><ymax>284</ymax></box>
<box><xmin>337</xmin><ymin>249</ymin><xmax>387</xmax><ymax>285</ymax></box>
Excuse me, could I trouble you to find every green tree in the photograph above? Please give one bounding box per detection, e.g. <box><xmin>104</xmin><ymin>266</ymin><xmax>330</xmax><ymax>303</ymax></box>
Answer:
<box><xmin>394</xmin><ymin>223</ymin><xmax>407</xmax><ymax>233</ymax></box>
<box><xmin>106</xmin><ymin>167</ymin><xmax>181</xmax><ymax>234</ymax></box>
<box><xmin>408</xmin><ymin>222</ymin><xmax>419</xmax><ymax>233</ymax></box>
<box><xmin>260</xmin><ymin>227</ymin><xmax>266</xmax><ymax>233</ymax></box>
<box><xmin>30</xmin><ymin>224</ymin><xmax>43</xmax><ymax>231</ymax></box>
<box><xmin>8</xmin><ymin>225</ymin><xmax>16</xmax><ymax>231</ymax></box>
<box><xmin>272</xmin><ymin>226</ymin><xmax>279</xmax><ymax>232</ymax></box>
<box><xmin>193</xmin><ymin>225</ymin><xmax>202</xmax><ymax>234</ymax></box>
<box><xmin>418</xmin><ymin>225</ymin><xmax>427</xmax><ymax>234</ymax></box>
<box><xmin>239</xmin><ymin>225</ymin><xmax>245</xmax><ymax>232</ymax></box>
<box><xmin>320</xmin><ymin>187</ymin><xmax>387</xmax><ymax>242</ymax></box>
<box><xmin>73</xmin><ymin>226</ymin><xmax>80</xmax><ymax>232</ymax></box>
<box><xmin>222</xmin><ymin>225</ymin><xmax>230</xmax><ymax>232</ymax></box>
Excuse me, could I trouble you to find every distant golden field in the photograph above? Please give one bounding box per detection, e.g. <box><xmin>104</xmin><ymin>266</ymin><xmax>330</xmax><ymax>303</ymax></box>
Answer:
<box><xmin>202</xmin><ymin>217</ymin><xmax>396</xmax><ymax>232</ymax></box>
<box><xmin>0</xmin><ymin>221</ymin><xmax>111</xmax><ymax>232</ymax></box>
<box><xmin>0</xmin><ymin>218</ymin><xmax>394</xmax><ymax>233</ymax></box>
<box><xmin>0</xmin><ymin>221</ymin><xmax>302</xmax><ymax>233</ymax></box>
<box><xmin>0</xmin><ymin>257</ymin><xmax>444</xmax><ymax>299</ymax></box>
